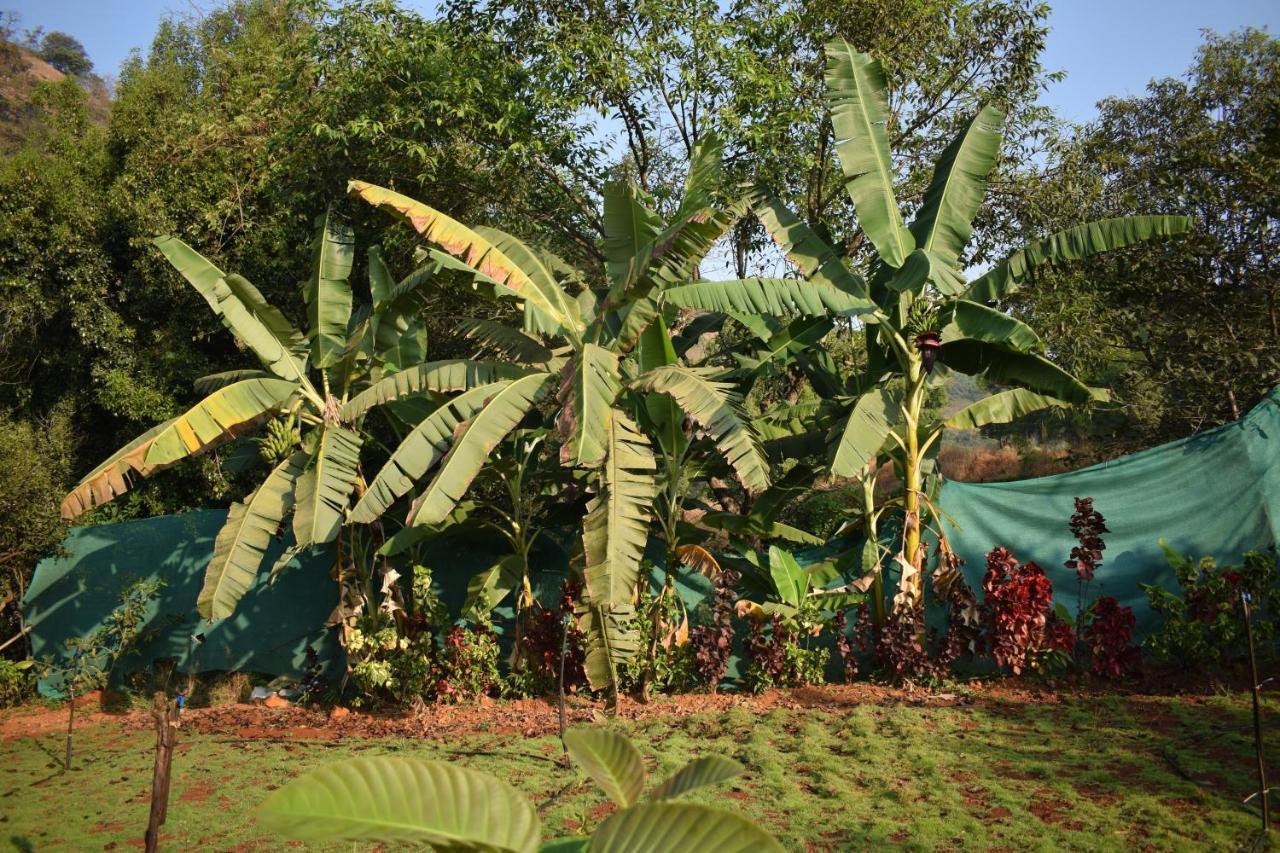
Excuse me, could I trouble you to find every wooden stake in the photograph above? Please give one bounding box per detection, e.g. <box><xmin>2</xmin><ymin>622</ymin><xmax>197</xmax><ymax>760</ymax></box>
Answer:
<box><xmin>145</xmin><ymin>692</ymin><xmax>180</xmax><ymax>852</ymax></box>
<box><xmin>1242</xmin><ymin>591</ymin><xmax>1270</xmax><ymax>832</ymax></box>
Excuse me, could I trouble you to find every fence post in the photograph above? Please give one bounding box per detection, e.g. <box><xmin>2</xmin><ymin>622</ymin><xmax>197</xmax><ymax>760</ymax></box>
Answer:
<box><xmin>144</xmin><ymin>692</ymin><xmax>180</xmax><ymax>852</ymax></box>
<box><xmin>1242</xmin><ymin>591</ymin><xmax>1270</xmax><ymax>832</ymax></box>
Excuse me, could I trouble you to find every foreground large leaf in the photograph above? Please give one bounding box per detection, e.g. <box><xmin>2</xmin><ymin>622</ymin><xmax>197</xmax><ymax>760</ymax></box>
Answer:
<box><xmin>199</xmin><ymin>451</ymin><xmax>307</xmax><ymax>619</ymax></box>
<box><xmin>256</xmin><ymin>756</ymin><xmax>540</xmax><ymax>852</ymax></box>
<box><xmin>965</xmin><ymin>215</ymin><xmax>1193</xmax><ymax>302</ymax></box>
<box><xmin>351</xmin><ymin>383</ymin><xmax>510</xmax><ymax>524</ymax></box>
<box><xmin>143</xmin><ymin>378</ymin><xmax>296</xmax><ymax>466</ymax></box>
<box><xmin>631</xmin><ymin>365</ymin><xmax>770</xmax><ymax>493</ymax></box>
<box><xmin>292</xmin><ymin>425</ymin><xmax>363</xmax><ymax>546</ymax></box>
<box><xmin>590</xmin><ymin>802</ymin><xmax>785</xmax><ymax>853</ymax></box>
<box><xmin>824</xmin><ymin>40</ymin><xmax>914</xmax><ymax>268</ymax></box>
<box><xmin>563</xmin><ymin>727</ymin><xmax>645</xmax><ymax>807</ymax></box>
<box><xmin>60</xmin><ymin>418</ymin><xmax>177</xmax><ymax>519</ymax></box>
<box><xmin>407</xmin><ymin>373</ymin><xmax>554</xmax><ymax>526</ymax></box>
<box><xmin>349</xmin><ymin>181</ymin><xmax>582</xmax><ymax>336</ymax></box>
<box><xmin>664</xmin><ymin>277</ymin><xmax>876</xmax><ymax>318</ymax></box>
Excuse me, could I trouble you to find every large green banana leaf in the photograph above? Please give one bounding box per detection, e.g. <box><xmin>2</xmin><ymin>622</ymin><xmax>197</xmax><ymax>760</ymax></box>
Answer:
<box><xmin>351</xmin><ymin>383</ymin><xmax>510</xmax><ymax>524</ymax></box>
<box><xmin>458</xmin><ymin>318</ymin><xmax>552</xmax><ymax>366</ymax></box>
<box><xmin>153</xmin><ymin>238</ymin><xmax>310</xmax><ymax>386</ymax></box>
<box><xmin>939</xmin><ymin>339</ymin><xmax>1093</xmax><ymax>403</ymax></box>
<box><xmin>942</xmin><ymin>300</ymin><xmax>1041</xmax><ymax>351</ymax></box>
<box><xmin>556</xmin><ymin>343</ymin><xmax>622</xmax><ymax>468</ymax></box>
<box><xmin>460</xmin><ymin>553</ymin><xmax>525</xmax><ymax>619</ymax></box>
<box><xmin>342</xmin><ymin>359</ymin><xmax>532</xmax><ymax>420</ymax></box>
<box><xmin>60</xmin><ymin>417</ymin><xmax>178</xmax><ymax>519</ymax></box>
<box><xmin>292</xmin><ymin>425</ymin><xmax>363</xmax><ymax>547</ymax></box>
<box><xmin>579</xmin><ymin>411</ymin><xmax>655</xmax><ymax>690</ymax></box>
<box><xmin>407</xmin><ymin>373</ymin><xmax>554</xmax><ymax>526</ymax></box>
<box><xmin>943</xmin><ymin>388</ymin><xmax>1075</xmax><ymax>430</ymax></box>
<box><xmin>664</xmin><ymin>277</ymin><xmax>877</xmax><ymax>318</ymax></box>
<box><xmin>629</xmin><ymin>366</ymin><xmax>768</xmax><ymax>491</ymax></box>
<box><xmin>636</xmin><ymin>314</ymin><xmax>685</xmax><ymax>459</ymax></box>
<box><xmin>304</xmin><ymin>211</ymin><xmax>355</xmax><ymax>370</ymax></box>
<box><xmin>908</xmin><ymin>105</ymin><xmax>1005</xmax><ymax>265</ymax></box>
<box><xmin>749</xmin><ymin>190</ymin><xmax>869</xmax><ymax>298</ymax></box>
<box><xmin>824</xmin><ymin>40</ymin><xmax>915</xmax><ymax>268</ymax></box>
<box><xmin>473</xmin><ymin>225</ymin><xmax>582</xmax><ymax>340</ymax></box>
<box><xmin>965</xmin><ymin>215</ymin><xmax>1193</xmax><ymax>302</ymax></box>
<box><xmin>349</xmin><ymin>181</ymin><xmax>583</xmax><ymax>337</ymax></box>
<box><xmin>198</xmin><ymin>451</ymin><xmax>308</xmax><ymax>619</ymax></box>
<box><xmin>604</xmin><ymin>181</ymin><xmax>664</xmax><ymax>293</ymax></box>
<box><xmin>630</xmin><ymin>365</ymin><xmax>770</xmax><ymax>493</ymax></box>
<box><xmin>830</xmin><ymin>385</ymin><xmax>900</xmax><ymax>478</ymax></box>
<box><xmin>223</xmin><ymin>274</ymin><xmax>308</xmax><ymax>353</ymax></box>
<box><xmin>143</xmin><ymin>377</ymin><xmax>296</xmax><ymax>466</ymax></box>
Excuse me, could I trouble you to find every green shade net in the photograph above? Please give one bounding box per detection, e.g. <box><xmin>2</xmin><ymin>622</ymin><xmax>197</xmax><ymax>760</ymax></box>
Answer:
<box><xmin>23</xmin><ymin>391</ymin><xmax>1280</xmax><ymax>694</ymax></box>
<box><xmin>938</xmin><ymin>389</ymin><xmax>1280</xmax><ymax>640</ymax></box>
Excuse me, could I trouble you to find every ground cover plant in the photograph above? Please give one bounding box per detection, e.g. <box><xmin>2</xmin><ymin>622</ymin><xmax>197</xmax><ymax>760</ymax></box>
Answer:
<box><xmin>2</xmin><ymin>686</ymin><xmax>1278</xmax><ymax>850</ymax></box>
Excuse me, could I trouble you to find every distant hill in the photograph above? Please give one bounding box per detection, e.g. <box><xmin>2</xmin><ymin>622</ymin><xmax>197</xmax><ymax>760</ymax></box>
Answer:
<box><xmin>0</xmin><ymin>40</ymin><xmax>109</xmax><ymax>152</ymax></box>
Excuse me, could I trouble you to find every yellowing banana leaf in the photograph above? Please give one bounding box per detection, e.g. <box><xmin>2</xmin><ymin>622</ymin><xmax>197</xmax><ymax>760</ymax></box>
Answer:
<box><xmin>144</xmin><ymin>377</ymin><xmax>296</xmax><ymax>467</ymax></box>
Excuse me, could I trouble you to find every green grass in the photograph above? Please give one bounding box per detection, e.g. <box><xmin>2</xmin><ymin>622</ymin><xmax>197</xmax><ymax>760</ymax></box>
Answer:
<box><xmin>2</xmin><ymin>691</ymin><xmax>1278</xmax><ymax>850</ymax></box>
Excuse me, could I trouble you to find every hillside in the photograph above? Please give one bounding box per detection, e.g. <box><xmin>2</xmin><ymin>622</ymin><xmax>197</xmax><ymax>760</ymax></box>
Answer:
<box><xmin>0</xmin><ymin>41</ymin><xmax>109</xmax><ymax>151</ymax></box>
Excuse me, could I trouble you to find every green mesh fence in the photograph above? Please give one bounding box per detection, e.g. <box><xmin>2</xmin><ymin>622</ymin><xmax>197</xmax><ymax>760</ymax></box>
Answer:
<box><xmin>24</xmin><ymin>390</ymin><xmax>1280</xmax><ymax>695</ymax></box>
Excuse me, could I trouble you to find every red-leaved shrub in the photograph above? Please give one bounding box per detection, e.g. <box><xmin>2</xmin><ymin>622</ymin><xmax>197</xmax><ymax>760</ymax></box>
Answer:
<box><xmin>982</xmin><ymin>547</ymin><xmax>1054</xmax><ymax>674</ymax></box>
<box><xmin>1083</xmin><ymin>596</ymin><xmax>1139</xmax><ymax>678</ymax></box>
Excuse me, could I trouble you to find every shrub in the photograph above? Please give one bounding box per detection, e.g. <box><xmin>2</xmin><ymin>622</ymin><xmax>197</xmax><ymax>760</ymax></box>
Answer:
<box><xmin>507</xmin><ymin>579</ymin><xmax>586</xmax><ymax>698</ymax></box>
<box><xmin>0</xmin><ymin>658</ymin><xmax>35</xmax><ymax>707</ymax></box>
<box><xmin>981</xmin><ymin>547</ymin><xmax>1054</xmax><ymax>675</ymax></box>
<box><xmin>1143</xmin><ymin>547</ymin><xmax>1280</xmax><ymax>670</ymax></box>
<box><xmin>1084</xmin><ymin>596</ymin><xmax>1140</xmax><ymax>678</ymax></box>
<box><xmin>690</xmin><ymin>568</ymin><xmax>738</xmax><ymax>692</ymax></box>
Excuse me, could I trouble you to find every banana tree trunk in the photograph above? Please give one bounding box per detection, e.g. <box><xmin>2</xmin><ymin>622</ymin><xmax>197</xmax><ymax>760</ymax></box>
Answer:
<box><xmin>896</xmin><ymin>361</ymin><xmax>927</xmax><ymax>615</ymax></box>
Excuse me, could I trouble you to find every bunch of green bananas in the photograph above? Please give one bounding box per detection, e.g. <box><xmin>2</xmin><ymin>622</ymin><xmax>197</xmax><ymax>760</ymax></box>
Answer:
<box><xmin>257</xmin><ymin>414</ymin><xmax>301</xmax><ymax>463</ymax></box>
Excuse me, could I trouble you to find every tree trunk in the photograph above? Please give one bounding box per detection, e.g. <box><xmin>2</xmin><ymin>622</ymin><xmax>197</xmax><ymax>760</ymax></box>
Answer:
<box><xmin>896</xmin><ymin>364</ymin><xmax>927</xmax><ymax>616</ymax></box>
<box><xmin>145</xmin><ymin>692</ymin><xmax>180</xmax><ymax>853</ymax></box>
<box><xmin>63</xmin><ymin>680</ymin><xmax>75</xmax><ymax>773</ymax></box>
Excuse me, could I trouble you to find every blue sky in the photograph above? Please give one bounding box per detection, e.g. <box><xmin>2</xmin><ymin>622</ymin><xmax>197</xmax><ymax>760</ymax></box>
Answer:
<box><xmin>6</xmin><ymin>0</ymin><xmax>1278</xmax><ymax>123</ymax></box>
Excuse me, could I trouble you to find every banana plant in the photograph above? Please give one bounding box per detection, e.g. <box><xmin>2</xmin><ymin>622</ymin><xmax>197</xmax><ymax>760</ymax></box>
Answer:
<box><xmin>349</xmin><ymin>134</ymin><xmax>778</xmax><ymax>703</ymax></box>
<box><xmin>734</xmin><ymin>545</ymin><xmax>865</xmax><ymax>623</ymax></box>
<box><xmin>59</xmin><ymin>212</ymin><xmax>471</xmax><ymax>621</ymax></box>
<box><xmin>663</xmin><ymin>40</ymin><xmax>1191</xmax><ymax>631</ymax></box>
<box><xmin>257</xmin><ymin>726</ymin><xmax>784</xmax><ymax>851</ymax></box>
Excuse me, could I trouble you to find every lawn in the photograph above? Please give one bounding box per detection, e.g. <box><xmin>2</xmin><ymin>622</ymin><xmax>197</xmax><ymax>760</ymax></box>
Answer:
<box><xmin>1</xmin><ymin>685</ymin><xmax>1277</xmax><ymax>851</ymax></box>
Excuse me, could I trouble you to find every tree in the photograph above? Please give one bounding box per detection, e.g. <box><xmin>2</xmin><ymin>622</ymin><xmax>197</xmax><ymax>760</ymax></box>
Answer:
<box><xmin>447</xmin><ymin>0</ymin><xmax>1061</xmax><ymax>273</ymax></box>
<box><xmin>348</xmin><ymin>135</ymin><xmax>789</xmax><ymax>702</ymax></box>
<box><xmin>38</xmin><ymin>32</ymin><xmax>92</xmax><ymax>77</ymax></box>
<box><xmin>1003</xmin><ymin>29</ymin><xmax>1280</xmax><ymax>452</ymax></box>
<box><xmin>664</xmin><ymin>41</ymin><xmax>1189</xmax><ymax>646</ymax></box>
<box><xmin>60</xmin><ymin>213</ymin><xmax>450</xmax><ymax>621</ymax></box>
